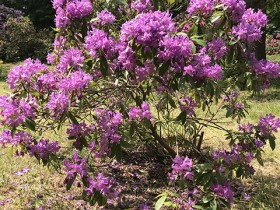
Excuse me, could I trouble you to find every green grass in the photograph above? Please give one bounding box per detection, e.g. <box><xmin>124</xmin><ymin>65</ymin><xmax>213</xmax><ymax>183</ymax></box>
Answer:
<box><xmin>1</xmin><ymin>59</ymin><xmax>280</xmax><ymax>209</ymax></box>
<box><xmin>267</xmin><ymin>54</ymin><xmax>280</xmax><ymax>64</ymax></box>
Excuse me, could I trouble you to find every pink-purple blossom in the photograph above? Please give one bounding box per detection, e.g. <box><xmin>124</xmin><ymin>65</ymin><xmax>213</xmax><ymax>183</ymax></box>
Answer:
<box><xmin>258</xmin><ymin>114</ymin><xmax>280</xmax><ymax>136</ymax></box>
<box><xmin>169</xmin><ymin>156</ymin><xmax>194</xmax><ymax>181</ymax></box>
<box><xmin>7</xmin><ymin>59</ymin><xmax>48</xmax><ymax>90</ymax></box>
<box><xmin>120</xmin><ymin>11</ymin><xmax>175</xmax><ymax>48</ymax></box>
<box><xmin>46</xmin><ymin>92</ymin><xmax>69</xmax><ymax>118</ymax></box>
<box><xmin>28</xmin><ymin>139</ymin><xmax>60</xmax><ymax>159</ymax></box>
<box><xmin>97</xmin><ymin>10</ymin><xmax>115</xmax><ymax>25</ymax></box>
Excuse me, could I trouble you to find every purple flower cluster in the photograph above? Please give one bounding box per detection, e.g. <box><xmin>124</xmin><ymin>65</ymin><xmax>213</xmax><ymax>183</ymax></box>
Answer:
<box><xmin>158</xmin><ymin>35</ymin><xmax>193</xmax><ymax>70</ymax></box>
<box><xmin>97</xmin><ymin>10</ymin><xmax>115</xmax><ymax>25</ymax></box>
<box><xmin>179</xmin><ymin>97</ymin><xmax>197</xmax><ymax>116</ymax></box>
<box><xmin>46</xmin><ymin>92</ymin><xmax>69</xmax><ymax>119</ymax></box>
<box><xmin>58</xmin><ymin>71</ymin><xmax>92</xmax><ymax>93</ymax></box>
<box><xmin>28</xmin><ymin>139</ymin><xmax>60</xmax><ymax>159</ymax></box>
<box><xmin>211</xmin><ymin>183</ymin><xmax>234</xmax><ymax>204</ymax></box>
<box><xmin>168</xmin><ymin>156</ymin><xmax>194</xmax><ymax>181</ymax></box>
<box><xmin>187</xmin><ymin>0</ymin><xmax>214</xmax><ymax>15</ymax></box>
<box><xmin>186</xmin><ymin>54</ymin><xmax>223</xmax><ymax>80</ymax></box>
<box><xmin>65</xmin><ymin>0</ymin><xmax>92</xmax><ymax>19</ymax></box>
<box><xmin>64</xmin><ymin>152</ymin><xmax>118</xmax><ymax>202</ymax></box>
<box><xmin>0</xmin><ymin>130</ymin><xmax>32</xmax><ymax>147</ymax></box>
<box><xmin>67</xmin><ymin>123</ymin><xmax>95</xmax><ymax>139</ymax></box>
<box><xmin>135</xmin><ymin>60</ymin><xmax>155</xmax><ymax>82</ymax></box>
<box><xmin>64</xmin><ymin>152</ymin><xmax>88</xmax><ymax>179</ymax></box>
<box><xmin>232</xmin><ymin>9</ymin><xmax>267</xmax><ymax>43</ymax></box>
<box><xmin>129</xmin><ymin>102</ymin><xmax>153</xmax><ymax>121</ymax></box>
<box><xmin>120</xmin><ymin>11</ymin><xmax>175</xmax><ymax>48</ymax></box>
<box><xmin>0</xmin><ymin>96</ymin><xmax>37</xmax><ymax>127</ymax></box>
<box><xmin>213</xmin><ymin>144</ymin><xmax>255</xmax><ymax>174</ymax></box>
<box><xmin>131</xmin><ymin>0</ymin><xmax>153</xmax><ymax>13</ymax></box>
<box><xmin>54</xmin><ymin>0</ymin><xmax>93</xmax><ymax>29</ymax></box>
<box><xmin>238</xmin><ymin>122</ymin><xmax>253</xmax><ymax>133</ymax></box>
<box><xmin>221</xmin><ymin>0</ymin><xmax>246</xmax><ymax>21</ymax></box>
<box><xmin>117</xmin><ymin>44</ymin><xmax>136</xmax><ymax>70</ymax></box>
<box><xmin>252</xmin><ymin>58</ymin><xmax>280</xmax><ymax>78</ymax></box>
<box><xmin>207</xmin><ymin>38</ymin><xmax>227</xmax><ymax>60</ymax></box>
<box><xmin>84</xmin><ymin>28</ymin><xmax>115</xmax><ymax>59</ymax></box>
<box><xmin>57</xmin><ymin>47</ymin><xmax>84</xmax><ymax>73</ymax></box>
<box><xmin>93</xmin><ymin>109</ymin><xmax>122</xmax><ymax>157</ymax></box>
<box><xmin>7</xmin><ymin>59</ymin><xmax>48</xmax><ymax>90</ymax></box>
<box><xmin>258</xmin><ymin>114</ymin><xmax>280</xmax><ymax>137</ymax></box>
<box><xmin>86</xmin><ymin>173</ymin><xmax>118</xmax><ymax>199</ymax></box>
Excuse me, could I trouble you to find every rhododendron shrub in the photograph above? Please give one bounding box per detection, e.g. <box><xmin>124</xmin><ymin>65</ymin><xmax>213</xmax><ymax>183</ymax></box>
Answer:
<box><xmin>0</xmin><ymin>0</ymin><xmax>280</xmax><ymax>209</ymax></box>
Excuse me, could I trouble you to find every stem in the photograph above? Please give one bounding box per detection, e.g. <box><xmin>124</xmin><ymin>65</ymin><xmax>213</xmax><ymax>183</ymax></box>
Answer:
<box><xmin>149</xmin><ymin>124</ymin><xmax>177</xmax><ymax>158</ymax></box>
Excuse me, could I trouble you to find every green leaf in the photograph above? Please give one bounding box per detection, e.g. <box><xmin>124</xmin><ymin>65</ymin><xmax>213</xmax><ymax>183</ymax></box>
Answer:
<box><xmin>192</xmin><ymin>204</ymin><xmax>208</xmax><ymax>210</ymax></box>
<box><xmin>176</xmin><ymin>111</ymin><xmax>187</xmax><ymax>124</ymax></box>
<box><xmin>100</xmin><ymin>55</ymin><xmax>109</xmax><ymax>77</ymax></box>
<box><xmin>66</xmin><ymin>174</ymin><xmax>76</xmax><ymax>190</ymax></box>
<box><xmin>210</xmin><ymin>11</ymin><xmax>224</xmax><ymax>23</ymax></box>
<box><xmin>226</xmin><ymin>107</ymin><xmax>234</xmax><ymax>118</ymax></box>
<box><xmin>25</xmin><ymin>118</ymin><xmax>36</xmax><ymax>131</ymax></box>
<box><xmin>202</xmin><ymin>195</ymin><xmax>213</xmax><ymax>203</ymax></box>
<box><xmin>268</xmin><ymin>135</ymin><xmax>276</xmax><ymax>150</ymax></box>
<box><xmin>67</xmin><ymin>112</ymin><xmax>79</xmax><ymax>125</ymax></box>
<box><xmin>167</xmin><ymin>95</ymin><xmax>176</xmax><ymax>108</ymax></box>
<box><xmin>155</xmin><ymin>195</ymin><xmax>167</xmax><ymax>210</ymax></box>
<box><xmin>191</xmin><ymin>37</ymin><xmax>206</xmax><ymax>47</ymax></box>
<box><xmin>210</xmin><ymin>199</ymin><xmax>218</xmax><ymax>210</ymax></box>
<box><xmin>158</xmin><ymin>63</ymin><xmax>169</xmax><ymax>76</ymax></box>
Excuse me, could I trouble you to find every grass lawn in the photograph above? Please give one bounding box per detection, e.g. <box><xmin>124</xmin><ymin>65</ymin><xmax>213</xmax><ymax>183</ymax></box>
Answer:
<box><xmin>0</xmin><ymin>55</ymin><xmax>280</xmax><ymax>209</ymax></box>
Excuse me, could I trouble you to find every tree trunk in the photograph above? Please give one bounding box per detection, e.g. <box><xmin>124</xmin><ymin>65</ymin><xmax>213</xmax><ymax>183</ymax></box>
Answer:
<box><xmin>246</xmin><ymin>0</ymin><xmax>267</xmax><ymax>60</ymax></box>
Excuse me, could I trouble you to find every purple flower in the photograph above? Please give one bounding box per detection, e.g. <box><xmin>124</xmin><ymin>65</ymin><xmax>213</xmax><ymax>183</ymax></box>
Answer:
<box><xmin>190</xmin><ymin>54</ymin><xmax>223</xmax><ymax>80</ymax></box>
<box><xmin>15</xmin><ymin>167</ymin><xmax>30</xmax><ymax>176</ymax></box>
<box><xmin>252</xmin><ymin>58</ymin><xmax>280</xmax><ymax>78</ymax></box>
<box><xmin>7</xmin><ymin>59</ymin><xmax>48</xmax><ymax>90</ymax></box>
<box><xmin>97</xmin><ymin>10</ymin><xmax>115</xmax><ymax>25</ymax></box>
<box><xmin>64</xmin><ymin>152</ymin><xmax>88</xmax><ymax>179</ymax></box>
<box><xmin>135</xmin><ymin>60</ymin><xmax>155</xmax><ymax>82</ymax></box>
<box><xmin>179</xmin><ymin>97</ymin><xmax>197</xmax><ymax>116</ymax></box>
<box><xmin>67</xmin><ymin>122</ymin><xmax>94</xmax><ymax>139</ymax></box>
<box><xmin>139</xmin><ymin>203</ymin><xmax>151</xmax><ymax>210</ymax></box>
<box><xmin>84</xmin><ymin>28</ymin><xmax>116</xmax><ymax>59</ymax></box>
<box><xmin>169</xmin><ymin>156</ymin><xmax>194</xmax><ymax>181</ymax></box>
<box><xmin>131</xmin><ymin>0</ymin><xmax>153</xmax><ymax>13</ymax></box>
<box><xmin>57</xmin><ymin>47</ymin><xmax>84</xmax><ymax>73</ymax></box>
<box><xmin>120</xmin><ymin>11</ymin><xmax>175</xmax><ymax>48</ymax></box>
<box><xmin>129</xmin><ymin>102</ymin><xmax>153</xmax><ymax>121</ymax></box>
<box><xmin>254</xmin><ymin>139</ymin><xmax>265</xmax><ymax>148</ymax></box>
<box><xmin>258</xmin><ymin>114</ymin><xmax>280</xmax><ymax>136</ymax></box>
<box><xmin>28</xmin><ymin>139</ymin><xmax>60</xmax><ymax>159</ymax></box>
<box><xmin>58</xmin><ymin>70</ymin><xmax>92</xmax><ymax>93</ymax></box>
<box><xmin>222</xmin><ymin>0</ymin><xmax>246</xmax><ymax>21</ymax></box>
<box><xmin>238</xmin><ymin>122</ymin><xmax>253</xmax><ymax>133</ymax></box>
<box><xmin>0</xmin><ymin>96</ymin><xmax>37</xmax><ymax>127</ymax></box>
<box><xmin>187</xmin><ymin>0</ymin><xmax>214</xmax><ymax>15</ymax></box>
<box><xmin>86</xmin><ymin>173</ymin><xmax>118</xmax><ymax>200</ymax></box>
<box><xmin>65</xmin><ymin>0</ymin><xmax>92</xmax><ymax>19</ymax></box>
<box><xmin>55</xmin><ymin>7</ymin><xmax>70</xmax><ymax>29</ymax></box>
<box><xmin>232</xmin><ymin>9</ymin><xmax>267</xmax><ymax>43</ymax></box>
<box><xmin>212</xmin><ymin>183</ymin><xmax>234</xmax><ymax>204</ymax></box>
<box><xmin>158</xmin><ymin>35</ymin><xmax>193</xmax><ymax>70</ymax></box>
<box><xmin>207</xmin><ymin>38</ymin><xmax>227</xmax><ymax>60</ymax></box>
<box><xmin>46</xmin><ymin>92</ymin><xmax>69</xmax><ymax>119</ymax></box>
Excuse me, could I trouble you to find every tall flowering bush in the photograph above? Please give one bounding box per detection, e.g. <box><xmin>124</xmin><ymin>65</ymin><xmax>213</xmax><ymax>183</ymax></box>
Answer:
<box><xmin>0</xmin><ymin>0</ymin><xmax>280</xmax><ymax>209</ymax></box>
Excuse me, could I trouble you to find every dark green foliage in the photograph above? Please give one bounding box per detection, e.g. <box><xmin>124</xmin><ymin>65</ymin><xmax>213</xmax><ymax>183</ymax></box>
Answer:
<box><xmin>0</xmin><ymin>16</ymin><xmax>53</xmax><ymax>62</ymax></box>
<box><xmin>0</xmin><ymin>0</ymin><xmax>55</xmax><ymax>29</ymax></box>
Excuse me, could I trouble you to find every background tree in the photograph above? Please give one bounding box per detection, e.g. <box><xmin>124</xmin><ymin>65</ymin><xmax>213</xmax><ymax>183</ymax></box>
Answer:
<box><xmin>0</xmin><ymin>0</ymin><xmax>55</xmax><ymax>29</ymax></box>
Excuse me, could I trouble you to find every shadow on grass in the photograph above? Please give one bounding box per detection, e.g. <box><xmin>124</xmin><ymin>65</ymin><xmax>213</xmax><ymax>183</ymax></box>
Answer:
<box><xmin>235</xmin><ymin>174</ymin><xmax>280</xmax><ymax>210</ymax></box>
